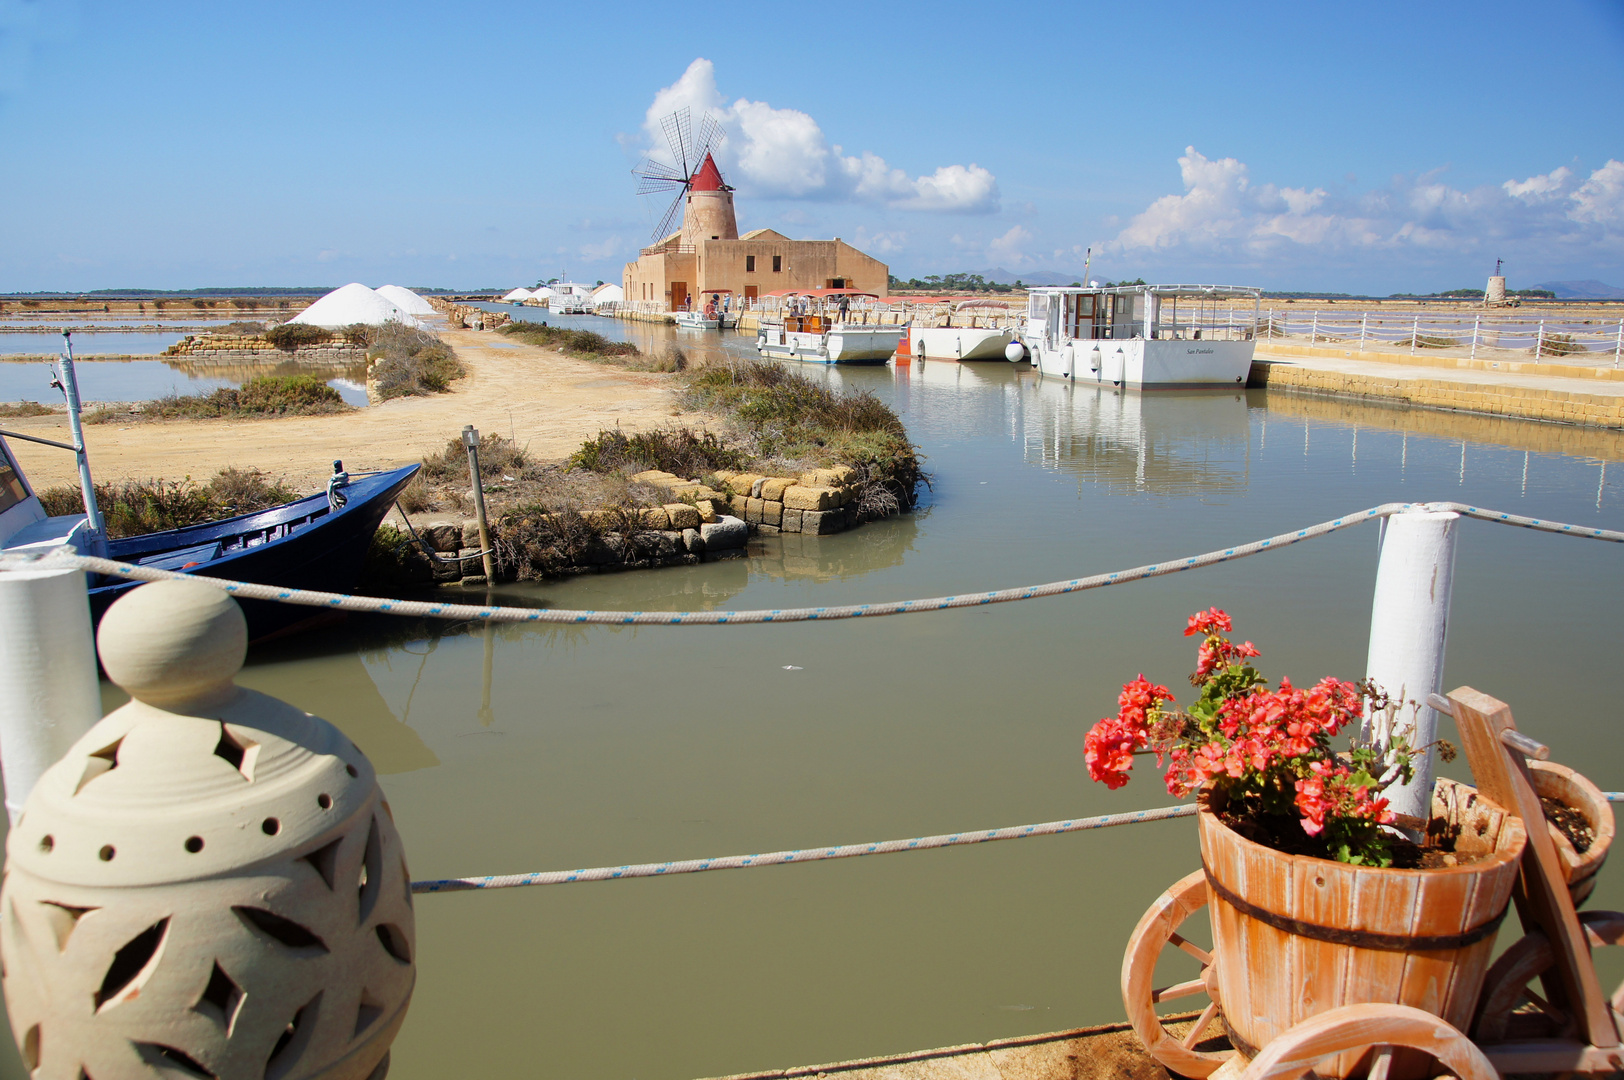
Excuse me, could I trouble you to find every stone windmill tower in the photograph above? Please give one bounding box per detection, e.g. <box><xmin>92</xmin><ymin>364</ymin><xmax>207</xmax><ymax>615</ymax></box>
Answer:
<box><xmin>634</xmin><ymin>108</ymin><xmax>736</xmax><ymax>245</ymax></box>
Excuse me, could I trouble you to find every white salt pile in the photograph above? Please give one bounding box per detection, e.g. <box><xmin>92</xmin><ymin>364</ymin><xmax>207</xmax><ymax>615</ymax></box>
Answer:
<box><xmin>289</xmin><ymin>283</ymin><xmax>424</xmax><ymax>329</ymax></box>
<box><xmin>500</xmin><ymin>288</ymin><xmax>533</xmax><ymax>302</ymax></box>
<box><xmin>375</xmin><ymin>284</ymin><xmax>436</xmax><ymax>316</ymax></box>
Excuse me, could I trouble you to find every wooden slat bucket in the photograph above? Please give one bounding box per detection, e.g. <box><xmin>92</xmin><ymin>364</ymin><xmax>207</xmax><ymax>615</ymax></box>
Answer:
<box><xmin>1530</xmin><ymin>761</ymin><xmax>1614</xmax><ymax>907</ymax></box>
<box><xmin>1200</xmin><ymin>779</ymin><xmax>1527</xmax><ymax>1079</ymax></box>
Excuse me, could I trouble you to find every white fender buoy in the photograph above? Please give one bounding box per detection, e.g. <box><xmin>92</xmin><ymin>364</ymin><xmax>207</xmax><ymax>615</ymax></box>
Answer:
<box><xmin>1061</xmin><ymin>344</ymin><xmax>1075</xmax><ymax>380</ymax></box>
<box><xmin>1004</xmin><ymin>341</ymin><xmax>1026</xmax><ymax>363</ymax></box>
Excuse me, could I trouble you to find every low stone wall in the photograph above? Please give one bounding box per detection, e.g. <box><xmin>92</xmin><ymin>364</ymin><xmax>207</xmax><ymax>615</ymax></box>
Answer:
<box><xmin>1248</xmin><ymin>359</ymin><xmax>1624</xmax><ymax>431</ymax></box>
<box><xmin>637</xmin><ymin>464</ymin><xmax>865</xmax><ymax>536</ymax></box>
<box><xmin>161</xmin><ymin>337</ymin><xmax>365</xmax><ymax>367</ymax></box>
<box><xmin>427</xmin><ymin>297</ymin><xmax>511</xmax><ymax>331</ymax></box>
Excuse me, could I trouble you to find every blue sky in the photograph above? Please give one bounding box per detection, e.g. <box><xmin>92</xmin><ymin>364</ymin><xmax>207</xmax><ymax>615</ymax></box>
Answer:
<box><xmin>1</xmin><ymin>0</ymin><xmax>1620</xmax><ymax>294</ymax></box>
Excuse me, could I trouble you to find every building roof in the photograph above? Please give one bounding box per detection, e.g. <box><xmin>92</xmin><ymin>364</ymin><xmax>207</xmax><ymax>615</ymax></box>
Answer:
<box><xmin>739</xmin><ymin>228</ymin><xmax>789</xmax><ymax>241</ymax></box>
<box><xmin>690</xmin><ymin>153</ymin><xmax>726</xmax><ymax>192</ymax></box>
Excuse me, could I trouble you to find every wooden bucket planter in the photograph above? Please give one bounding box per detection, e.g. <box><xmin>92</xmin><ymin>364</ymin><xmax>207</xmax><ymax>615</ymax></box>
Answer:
<box><xmin>1199</xmin><ymin>779</ymin><xmax>1527</xmax><ymax>1080</ymax></box>
<box><xmin>1529</xmin><ymin>760</ymin><xmax>1615</xmax><ymax>907</ymax></box>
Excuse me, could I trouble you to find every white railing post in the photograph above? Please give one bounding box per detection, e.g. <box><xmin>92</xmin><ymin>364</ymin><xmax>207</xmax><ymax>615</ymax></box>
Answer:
<box><xmin>1310</xmin><ymin>311</ymin><xmax>1319</xmax><ymax>343</ymax></box>
<box><xmin>1268</xmin><ymin>309</ymin><xmax>1276</xmax><ymax>338</ymax></box>
<box><xmin>1535</xmin><ymin>319</ymin><xmax>1546</xmax><ymax>358</ymax></box>
<box><xmin>0</xmin><ymin>560</ymin><xmax>103</xmax><ymax>823</ymax></box>
<box><xmin>1470</xmin><ymin>315</ymin><xmax>1480</xmax><ymax>359</ymax></box>
<box><xmin>1615</xmin><ymin>318</ymin><xmax>1623</xmax><ymax>368</ymax></box>
<box><xmin>1365</xmin><ymin>509</ymin><xmax>1459</xmax><ymax>822</ymax></box>
<box><xmin>1359</xmin><ymin>313</ymin><xmax>1368</xmax><ymax>351</ymax></box>
<box><xmin>1410</xmin><ymin>313</ymin><xmax>1420</xmax><ymax>354</ymax></box>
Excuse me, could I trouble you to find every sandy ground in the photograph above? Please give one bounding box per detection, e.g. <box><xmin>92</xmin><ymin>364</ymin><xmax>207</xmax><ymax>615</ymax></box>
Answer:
<box><xmin>4</xmin><ymin>327</ymin><xmax>702</xmax><ymax>492</ymax></box>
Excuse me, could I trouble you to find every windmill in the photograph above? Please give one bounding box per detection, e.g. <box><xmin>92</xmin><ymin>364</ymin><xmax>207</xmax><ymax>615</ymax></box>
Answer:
<box><xmin>633</xmin><ymin>107</ymin><xmax>729</xmax><ymax>243</ymax></box>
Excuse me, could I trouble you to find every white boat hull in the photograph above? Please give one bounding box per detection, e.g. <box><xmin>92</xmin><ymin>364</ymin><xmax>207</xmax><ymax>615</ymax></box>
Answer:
<box><xmin>909</xmin><ymin>326</ymin><xmax>1014</xmax><ymax>361</ymax></box>
<box><xmin>756</xmin><ymin>325</ymin><xmax>902</xmax><ymax>364</ymax></box>
<box><xmin>674</xmin><ymin>313</ymin><xmax>720</xmax><ymax>330</ymax></box>
<box><xmin>1028</xmin><ymin>337</ymin><xmax>1254</xmax><ymax>389</ymax></box>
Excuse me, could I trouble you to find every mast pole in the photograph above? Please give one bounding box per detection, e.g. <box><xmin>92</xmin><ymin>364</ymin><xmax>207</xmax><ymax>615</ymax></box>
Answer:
<box><xmin>56</xmin><ymin>332</ymin><xmax>107</xmax><ymax>557</ymax></box>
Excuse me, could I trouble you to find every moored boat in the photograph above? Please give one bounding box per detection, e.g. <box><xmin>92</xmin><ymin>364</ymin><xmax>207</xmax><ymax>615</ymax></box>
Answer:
<box><xmin>1021</xmin><ymin>283</ymin><xmax>1262</xmax><ymax>389</ymax></box>
<box><xmin>756</xmin><ymin>289</ymin><xmax>903</xmax><ymax>365</ymax></box>
<box><xmin>908</xmin><ymin>326</ymin><xmax>1015</xmax><ymax>361</ymax></box>
<box><xmin>1</xmin><ymin>433</ymin><xmax>420</xmax><ymax>641</ymax></box>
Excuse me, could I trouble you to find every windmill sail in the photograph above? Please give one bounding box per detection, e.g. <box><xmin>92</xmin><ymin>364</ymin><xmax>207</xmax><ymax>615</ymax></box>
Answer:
<box><xmin>632</xmin><ymin>108</ymin><xmax>729</xmax><ymax>243</ymax></box>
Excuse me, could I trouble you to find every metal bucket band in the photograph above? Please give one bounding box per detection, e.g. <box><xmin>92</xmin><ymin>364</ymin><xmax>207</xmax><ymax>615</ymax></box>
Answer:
<box><xmin>1202</xmin><ymin>865</ymin><xmax>1509</xmax><ymax>952</ymax></box>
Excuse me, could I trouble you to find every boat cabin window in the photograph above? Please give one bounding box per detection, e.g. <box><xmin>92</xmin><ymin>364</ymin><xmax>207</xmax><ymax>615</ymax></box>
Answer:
<box><xmin>0</xmin><ymin>442</ymin><xmax>31</xmax><ymax>513</ymax></box>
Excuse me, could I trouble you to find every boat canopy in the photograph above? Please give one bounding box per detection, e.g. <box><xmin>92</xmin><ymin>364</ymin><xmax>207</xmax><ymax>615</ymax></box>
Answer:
<box><xmin>1026</xmin><ymin>283</ymin><xmax>1262</xmax><ymax>300</ymax></box>
<box><xmin>763</xmin><ymin>288</ymin><xmax>879</xmax><ymax>299</ymax></box>
<box><xmin>1026</xmin><ymin>283</ymin><xmax>1262</xmax><ymax>344</ymax></box>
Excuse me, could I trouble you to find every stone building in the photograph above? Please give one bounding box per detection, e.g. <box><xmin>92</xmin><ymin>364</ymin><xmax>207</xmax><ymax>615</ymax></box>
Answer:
<box><xmin>622</xmin><ymin>154</ymin><xmax>888</xmax><ymax>311</ymax></box>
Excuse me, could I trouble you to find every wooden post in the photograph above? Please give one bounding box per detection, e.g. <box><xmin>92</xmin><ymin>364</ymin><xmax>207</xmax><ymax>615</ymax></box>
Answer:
<box><xmin>1365</xmin><ymin>509</ymin><xmax>1458</xmax><ymax>821</ymax></box>
<box><xmin>462</xmin><ymin>424</ymin><xmax>496</xmax><ymax>582</ymax></box>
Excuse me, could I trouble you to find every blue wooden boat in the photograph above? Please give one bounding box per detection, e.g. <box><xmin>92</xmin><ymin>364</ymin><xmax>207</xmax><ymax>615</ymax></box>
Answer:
<box><xmin>2</xmin><ymin>434</ymin><xmax>420</xmax><ymax>642</ymax></box>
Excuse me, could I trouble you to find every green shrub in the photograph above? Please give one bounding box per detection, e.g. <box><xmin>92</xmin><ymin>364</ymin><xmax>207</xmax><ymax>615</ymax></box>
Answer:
<box><xmin>265</xmin><ymin>322</ymin><xmax>333</xmax><ymax>349</ymax></box>
<box><xmin>137</xmin><ymin>375</ymin><xmax>348</xmax><ymax>420</ymax></box>
<box><xmin>1539</xmin><ymin>333</ymin><xmax>1586</xmax><ymax>357</ymax></box>
<box><xmin>367</xmin><ymin>323</ymin><xmax>465</xmax><ymax>399</ymax></box>
<box><xmin>216</xmin><ymin>321</ymin><xmax>267</xmax><ymax>336</ymax></box>
<box><xmin>569</xmin><ymin>428</ymin><xmax>750</xmax><ymax>476</ymax></box>
<box><xmin>497</xmin><ymin>321</ymin><xmax>640</xmax><ymax>358</ymax></box>
<box><xmin>0</xmin><ymin>401</ymin><xmax>52</xmax><ymax>418</ymax></box>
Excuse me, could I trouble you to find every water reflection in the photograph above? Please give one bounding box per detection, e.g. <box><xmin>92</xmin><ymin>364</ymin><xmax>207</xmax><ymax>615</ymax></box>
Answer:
<box><xmin>1015</xmin><ymin>379</ymin><xmax>1251</xmax><ymax>497</ymax></box>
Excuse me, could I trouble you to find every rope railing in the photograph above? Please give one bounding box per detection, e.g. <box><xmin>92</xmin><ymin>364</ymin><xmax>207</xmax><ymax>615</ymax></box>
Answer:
<box><xmin>409</xmin><ymin>803</ymin><xmax>1199</xmax><ymax>893</ymax></box>
<box><xmin>5</xmin><ymin>502</ymin><xmax>1620</xmax><ymax>628</ymax></box>
<box><xmin>409</xmin><ymin>793</ymin><xmax>1624</xmax><ymax>894</ymax></box>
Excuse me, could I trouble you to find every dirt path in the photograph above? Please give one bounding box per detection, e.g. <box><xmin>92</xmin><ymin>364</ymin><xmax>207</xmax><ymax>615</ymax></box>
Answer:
<box><xmin>5</xmin><ymin>328</ymin><xmax>708</xmax><ymax>492</ymax></box>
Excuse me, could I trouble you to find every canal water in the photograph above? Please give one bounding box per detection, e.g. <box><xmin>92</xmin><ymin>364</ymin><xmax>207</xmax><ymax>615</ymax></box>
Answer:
<box><xmin>0</xmin><ymin>356</ymin><xmax>370</xmax><ymax>407</ymax></box>
<box><xmin>3</xmin><ymin>313</ymin><xmax>1622</xmax><ymax>1080</ymax></box>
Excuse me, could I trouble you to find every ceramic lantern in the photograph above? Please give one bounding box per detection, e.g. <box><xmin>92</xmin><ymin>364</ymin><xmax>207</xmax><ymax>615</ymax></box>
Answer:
<box><xmin>1</xmin><ymin>579</ymin><xmax>414</xmax><ymax>1080</ymax></box>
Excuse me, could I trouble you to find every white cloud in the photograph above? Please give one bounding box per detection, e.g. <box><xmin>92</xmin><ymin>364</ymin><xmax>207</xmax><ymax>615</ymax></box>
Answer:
<box><xmin>852</xmin><ymin>226</ymin><xmax>907</xmax><ymax>254</ymax></box>
<box><xmin>987</xmin><ymin>225</ymin><xmax>1032</xmax><ymax>265</ymax></box>
<box><xmin>1105</xmin><ymin>147</ymin><xmax>1624</xmax><ymax>271</ymax></box>
<box><xmin>579</xmin><ymin>236</ymin><xmax>623</xmax><ymax>261</ymax></box>
<box><xmin>642</xmin><ymin>59</ymin><xmax>998</xmax><ymax>213</ymax></box>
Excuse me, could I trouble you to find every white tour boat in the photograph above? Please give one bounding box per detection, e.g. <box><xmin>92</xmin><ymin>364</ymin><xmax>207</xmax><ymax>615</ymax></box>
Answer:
<box><xmin>673</xmin><ymin>311</ymin><xmax>720</xmax><ymax>330</ymax></box>
<box><xmin>1020</xmin><ymin>283</ymin><xmax>1262</xmax><ymax>389</ymax></box>
<box><xmin>756</xmin><ymin>290</ymin><xmax>903</xmax><ymax>365</ymax></box>
<box><xmin>548</xmin><ymin>282</ymin><xmax>596</xmax><ymax>314</ymax></box>
<box><xmin>908</xmin><ymin>326</ymin><xmax>1016</xmax><ymax>361</ymax></box>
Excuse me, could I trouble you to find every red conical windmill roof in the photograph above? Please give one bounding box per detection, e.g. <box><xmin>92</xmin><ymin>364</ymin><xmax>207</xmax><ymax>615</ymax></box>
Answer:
<box><xmin>690</xmin><ymin>153</ymin><xmax>726</xmax><ymax>192</ymax></box>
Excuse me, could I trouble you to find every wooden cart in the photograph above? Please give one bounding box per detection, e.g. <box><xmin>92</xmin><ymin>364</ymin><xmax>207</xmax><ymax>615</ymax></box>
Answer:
<box><xmin>1121</xmin><ymin>687</ymin><xmax>1624</xmax><ymax>1080</ymax></box>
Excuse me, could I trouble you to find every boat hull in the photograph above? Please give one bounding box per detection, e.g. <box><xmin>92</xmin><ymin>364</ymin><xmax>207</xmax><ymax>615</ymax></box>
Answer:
<box><xmin>756</xmin><ymin>326</ymin><xmax>902</xmax><ymax>364</ymax></box>
<box><xmin>910</xmin><ymin>327</ymin><xmax>1014</xmax><ymax>361</ymax></box>
<box><xmin>674</xmin><ymin>314</ymin><xmax>721</xmax><ymax>330</ymax></box>
<box><xmin>1029</xmin><ymin>338</ymin><xmax>1254</xmax><ymax>389</ymax></box>
<box><xmin>89</xmin><ymin>464</ymin><xmax>421</xmax><ymax>642</ymax></box>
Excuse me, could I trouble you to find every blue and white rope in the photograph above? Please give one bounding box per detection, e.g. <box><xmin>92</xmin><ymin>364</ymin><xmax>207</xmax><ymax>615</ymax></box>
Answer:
<box><xmin>409</xmin><ymin>802</ymin><xmax>1198</xmax><ymax>894</ymax></box>
<box><xmin>9</xmin><ymin>501</ymin><xmax>1621</xmax><ymax>628</ymax></box>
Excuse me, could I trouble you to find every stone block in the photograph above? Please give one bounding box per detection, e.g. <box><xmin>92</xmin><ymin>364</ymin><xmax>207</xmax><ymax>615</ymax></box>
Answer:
<box><xmin>700</xmin><ymin>515</ymin><xmax>748</xmax><ymax>550</ymax></box>
<box><xmin>728</xmin><ymin>493</ymin><xmax>749</xmax><ymax>517</ymax></box>
<box><xmin>843</xmin><ymin>503</ymin><xmax>861</xmax><ymax>527</ymax></box>
<box><xmin>727</xmin><ymin>473</ymin><xmax>765</xmax><ymax>495</ymax></box>
<box><xmin>460</xmin><ymin>574</ymin><xmax>488</xmax><ymax>587</ymax></box>
<box><xmin>423</xmin><ymin>522</ymin><xmax>462</xmax><ymax>552</ymax></box>
<box><xmin>461</xmin><ymin>519</ymin><xmax>482</xmax><ymax>547</ymax></box>
<box><xmin>665</xmin><ymin>503</ymin><xmax>701</xmax><ymax>530</ymax></box>
<box><xmin>781</xmin><ymin>508</ymin><xmax>803</xmax><ymax>533</ymax></box>
<box><xmin>745</xmin><ymin>497</ymin><xmax>764</xmax><ymax>524</ymax></box>
<box><xmin>430</xmin><ymin>555</ymin><xmax>463</xmax><ymax>582</ymax></box>
<box><xmin>828</xmin><ymin>464</ymin><xmax>859</xmax><ymax>486</ymax></box>
<box><xmin>782</xmin><ymin>485</ymin><xmax>836</xmax><ymax>511</ymax></box>
<box><xmin>802</xmin><ymin>510</ymin><xmax>844</xmax><ymax>535</ymax></box>
<box><xmin>682</xmin><ymin>527</ymin><xmax>705</xmax><ymax>554</ymax></box>
<box><xmin>667</xmin><ymin>482</ymin><xmax>702</xmax><ymax>499</ymax></box>
<box><xmin>800</xmin><ymin>467</ymin><xmax>845</xmax><ymax>488</ymax></box>
<box><xmin>692</xmin><ymin>486</ymin><xmax>725</xmax><ymax>502</ymax></box>
<box><xmin>757</xmin><ymin>524</ymin><xmax>780</xmax><ymax>536</ymax></box>
<box><xmin>749</xmin><ymin>477</ymin><xmax>767</xmax><ymax>497</ymax></box>
<box><xmin>629</xmin><ymin>469</ymin><xmax>676</xmax><ymax>485</ymax></box>
<box><xmin>639</xmin><ymin>507</ymin><xmax>671</xmax><ymax>530</ymax></box>
<box><xmin>762</xmin><ymin>500</ymin><xmax>782</xmax><ymax>526</ymax></box>
<box><xmin>694</xmin><ymin>499</ymin><xmax>723</xmax><ymax>523</ymax></box>
<box><xmin>760</xmin><ymin>477</ymin><xmax>792</xmax><ymax>502</ymax></box>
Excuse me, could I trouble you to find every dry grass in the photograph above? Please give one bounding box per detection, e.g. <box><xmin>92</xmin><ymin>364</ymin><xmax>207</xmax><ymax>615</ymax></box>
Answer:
<box><xmin>0</xmin><ymin>401</ymin><xmax>53</xmax><ymax>418</ymax></box>
<box><xmin>366</xmin><ymin>323</ymin><xmax>465</xmax><ymax>399</ymax></box>
<box><xmin>97</xmin><ymin>375</ymin><xmax>351</xmax><ymax>422</ymax></box>
<box><xmin>36</xmin><ymin>467</ymin><xmax>300</xmax><ymax>538</ymax></box>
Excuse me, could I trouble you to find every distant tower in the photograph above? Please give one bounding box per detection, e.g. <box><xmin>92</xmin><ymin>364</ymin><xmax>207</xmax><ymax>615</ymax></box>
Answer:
<box><xmin>680</xmin><ymin>153</ymin><xmax>738</xmax><ymax>245</ymax></box>
<box><xmin>632</xmin><ymin>108</ymin><xmax>734</xmax><ymax>244</ymax></box>
<box><xmin>1486</xmin><ymin>258</ymin><xmax>1507</xmax><ymax>306</ymax></box>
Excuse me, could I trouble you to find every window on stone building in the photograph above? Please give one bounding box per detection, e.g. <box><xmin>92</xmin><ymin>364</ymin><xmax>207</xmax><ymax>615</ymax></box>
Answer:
<box><xmin>772</xmin><ymin>255</ymin><xmax>782</xmax><ymax>272</ymax></box>
<box><xmin>746</xmin><ymin>255</ymin><xmax>755</xmax><ymax>272</ymax></box>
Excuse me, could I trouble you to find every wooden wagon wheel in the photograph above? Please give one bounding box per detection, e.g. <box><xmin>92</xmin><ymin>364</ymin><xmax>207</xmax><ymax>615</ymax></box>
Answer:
<box><xmin>1121</xmin><ymin>869</ymin><xmax>1233</xmax><ymax>1078</ymax></box>
<box><xmin>1239</xmin><ymin>1003</ymin><xmax>1498</xmax><ymax>1080</ymax></box>
<box><xmin>1473</xmin><ymin>910</ymin><xmax>1624</xmax><ymax>1043</ymax></box>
